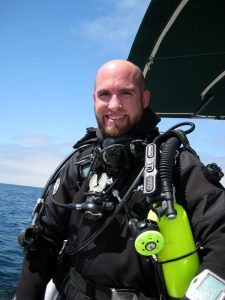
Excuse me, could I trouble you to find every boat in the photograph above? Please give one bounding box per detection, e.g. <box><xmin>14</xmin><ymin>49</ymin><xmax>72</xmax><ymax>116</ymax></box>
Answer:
<box><xmin>128</xmin><ymin>0</ymin><xmax>225</xmax><ymax>119</ymax></box>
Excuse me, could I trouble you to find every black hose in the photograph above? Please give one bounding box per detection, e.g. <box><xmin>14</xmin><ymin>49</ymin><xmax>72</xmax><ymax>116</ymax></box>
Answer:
<box><xmin>159</xmin><ymin>137</ymin><xmax>180</xmax><ymax>219</ymax></box>
<box><xmin>160</xmin><ymin>137</ymin><xmax>179</xmax><ymax>188</ymax></box>
<box><xmin>167</xmin><ymin>122</ymin><xmax>195</xmax><ymax>134</ymax></box>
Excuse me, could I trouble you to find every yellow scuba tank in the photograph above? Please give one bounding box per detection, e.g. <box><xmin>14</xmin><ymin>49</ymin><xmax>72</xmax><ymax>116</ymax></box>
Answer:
<box><xmin>147</xmin><ymin>203</ymin><xmax>199</xmax><ymax>299</ymax></box>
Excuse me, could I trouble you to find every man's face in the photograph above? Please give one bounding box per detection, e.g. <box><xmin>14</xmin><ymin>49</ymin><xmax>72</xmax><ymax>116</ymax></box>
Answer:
<box><xmin>93</xmin><ymin>62</ymin><xmax>150</xmax><ymax>137</ymax></box>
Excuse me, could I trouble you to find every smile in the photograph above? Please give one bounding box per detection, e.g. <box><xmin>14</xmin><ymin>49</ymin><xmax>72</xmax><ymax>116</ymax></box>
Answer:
<box><xmin>108</xmin><ymin>116</ymin><xmax>125</xmax><ymax>120</ymax></box>
<box><xmin>104</xmin><ymin>115</ymin><xmax>128</xmax><ymax>126</ymax></box>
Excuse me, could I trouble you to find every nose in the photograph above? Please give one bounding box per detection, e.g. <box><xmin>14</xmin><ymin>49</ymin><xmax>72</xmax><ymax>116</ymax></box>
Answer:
<box><xmin>108</xmin><ymin>94</ymin><xmax>122</xmax><ymax>111</ymax></box>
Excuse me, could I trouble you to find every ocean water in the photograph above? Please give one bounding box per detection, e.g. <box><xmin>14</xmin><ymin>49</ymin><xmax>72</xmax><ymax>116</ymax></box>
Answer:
<box><xmin>0</xmin><ymin>183</ymin><xmax>43</xmax><ymax>300</ymax></box>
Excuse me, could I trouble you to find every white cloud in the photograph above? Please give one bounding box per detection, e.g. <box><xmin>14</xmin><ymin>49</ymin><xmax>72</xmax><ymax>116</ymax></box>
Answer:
<box><xmin>116</xmin><ymin>0</ymin><xmax>149</xmax><ymax>10</ymax></box>
<box><xmin>0</xmin><ymin>133</ymin><xmax>74</xmax><ymax>187</ymax></box>
<box><xmin>0</xmin><ymin>143</ymin><xmax>72</xmax><ymax>187</ymax></box>
<box><xmin>15</xmin><ymin>134</ymin><xmax>52</xmax><ymax>145</ymax></box>
<box><xmin>71</xmin><ymin>0</ymin><xmax>149</xmax><ymax>54</ymax></box>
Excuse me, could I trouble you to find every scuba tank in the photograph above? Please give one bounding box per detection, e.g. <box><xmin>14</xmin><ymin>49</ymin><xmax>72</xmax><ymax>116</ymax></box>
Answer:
<box><xmin>131</xmin><ymin>122</ymin><xmax>200</xmax><ymax>299</ymax></box>
<box><xmin>148</xmin><ymin>203</ymin><xmax>199</xmax><ymax>299</ymax></box>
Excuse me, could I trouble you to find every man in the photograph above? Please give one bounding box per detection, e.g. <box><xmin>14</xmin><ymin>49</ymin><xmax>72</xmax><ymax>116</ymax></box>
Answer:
<box><xmin>16</xmin><ymin>60</ymin><xmax>225</xmax><ymax>300</ymax></box>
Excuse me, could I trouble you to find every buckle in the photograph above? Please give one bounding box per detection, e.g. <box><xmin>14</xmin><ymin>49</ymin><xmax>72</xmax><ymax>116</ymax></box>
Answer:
<box><xmin>110</xmin><ymin>288</ymin><xmax>139</xmax><ymax>300</ymax></box>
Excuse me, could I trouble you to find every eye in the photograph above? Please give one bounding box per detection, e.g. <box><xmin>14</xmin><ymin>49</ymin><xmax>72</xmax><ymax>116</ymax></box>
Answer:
<box><xmin>97</xmin><ymin>91</ymin><xmax>111</xmax><ymax>101</ymax></box>
<box><xmin>100</xmin><ymin>92</ymin><xmax>110</xmax><ymax>97</ymax></box>
<box><xmin>120</xmin><ymin>89</ymin><xmax>133</xmax><ymax>97</ymax></box>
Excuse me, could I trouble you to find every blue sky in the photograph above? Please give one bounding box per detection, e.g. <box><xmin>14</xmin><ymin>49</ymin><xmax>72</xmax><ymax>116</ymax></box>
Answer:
<box><xmin>0</xmin><ymin>0</ymin><xmax>225</xmax><ymax>187</ymax></box>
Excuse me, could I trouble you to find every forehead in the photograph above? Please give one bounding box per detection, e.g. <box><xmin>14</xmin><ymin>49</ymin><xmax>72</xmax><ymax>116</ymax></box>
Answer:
<box><xmin>95</xmin><ymin>67</ymin><xmax>138</xmax><ymax>91</ymax></box>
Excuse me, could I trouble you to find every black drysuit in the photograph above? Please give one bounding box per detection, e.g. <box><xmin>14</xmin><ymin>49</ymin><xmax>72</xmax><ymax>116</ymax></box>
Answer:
<box><xmin>16</xmin><ymin>109</ymin><xmax>225</xmax><ymax>300</ymax></box>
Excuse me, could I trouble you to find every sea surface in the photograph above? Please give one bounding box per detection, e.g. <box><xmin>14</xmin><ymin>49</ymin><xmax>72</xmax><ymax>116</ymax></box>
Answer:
<box><xmin>0</xmin><ymin>183</ymin><xmax>43</xmax><ymax>300</ymax></box>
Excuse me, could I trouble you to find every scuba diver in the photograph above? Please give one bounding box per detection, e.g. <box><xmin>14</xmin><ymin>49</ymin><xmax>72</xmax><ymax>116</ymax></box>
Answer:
<box><xmin>16</xmin><ymin>60</ymin><xmax>225</xmax><ymax>300</ymax></box>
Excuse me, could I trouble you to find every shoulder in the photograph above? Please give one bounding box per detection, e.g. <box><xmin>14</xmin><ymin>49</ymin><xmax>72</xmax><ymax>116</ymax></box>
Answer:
<box><xmin>73</xmin><ymin>127</ymin><xmax>99</xmax><ymax>148</ymax></box>
<box><xmin>178</xmin><ymin>148</ymin><xmax>202</xmax><ymax>170</ymax></box>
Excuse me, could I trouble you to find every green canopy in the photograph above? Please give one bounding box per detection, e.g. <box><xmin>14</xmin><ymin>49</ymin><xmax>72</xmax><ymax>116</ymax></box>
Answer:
<box><xmin>128</xmin><ymin>0</ymin><xmax>225</xmax><ymax>119</ymax></box>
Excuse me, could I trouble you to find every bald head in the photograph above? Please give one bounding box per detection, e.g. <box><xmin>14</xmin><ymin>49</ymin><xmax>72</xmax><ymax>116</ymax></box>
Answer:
<box><xmin>94</xmin><ymin>59</ymin><xmax>146</xmax><ymax>92</ymax></box>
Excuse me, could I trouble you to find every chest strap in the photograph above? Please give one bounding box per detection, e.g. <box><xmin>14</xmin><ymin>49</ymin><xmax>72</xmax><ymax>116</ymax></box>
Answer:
<box><xmin>69</xmin><ymin>267</ymin><xmax>155</xmax><ymax>300</ymax></box>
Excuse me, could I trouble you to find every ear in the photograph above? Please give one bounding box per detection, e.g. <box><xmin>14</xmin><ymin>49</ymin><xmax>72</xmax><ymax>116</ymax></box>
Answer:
<box><xmin>142</xmin><ymin>90</ymin><xmax>150</xmax><ymax>108</ymax></box>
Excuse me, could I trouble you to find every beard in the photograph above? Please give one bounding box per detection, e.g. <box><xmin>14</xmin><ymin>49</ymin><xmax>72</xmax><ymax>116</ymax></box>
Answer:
<box><xmin>96</xmin><ymin>117</ymin><xmax>124</xmax><ymax>137</ymax></box>
<box><xmin>103</xmin><ymin>123</ymin><xmax>120</xmax><ymax>137</ymax></box>
<box><xmin>96</xmin><ymin>114</ymin><xmax>143</xmax><ymax>137</ymax></box>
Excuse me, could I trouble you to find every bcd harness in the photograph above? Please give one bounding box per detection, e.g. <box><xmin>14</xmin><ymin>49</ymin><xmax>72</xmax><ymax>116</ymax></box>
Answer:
<box><xmin>18</xmin><ymin>122</ymin><xmax>224</xmax><ymax>300</ymax></box>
